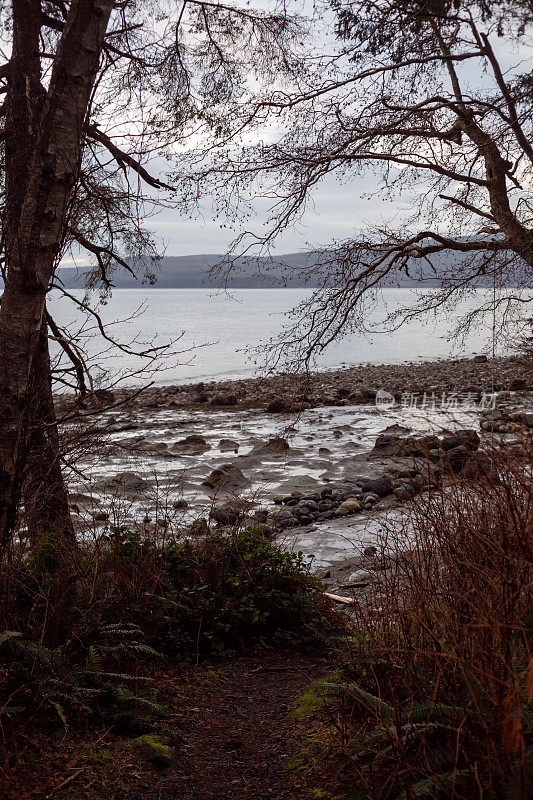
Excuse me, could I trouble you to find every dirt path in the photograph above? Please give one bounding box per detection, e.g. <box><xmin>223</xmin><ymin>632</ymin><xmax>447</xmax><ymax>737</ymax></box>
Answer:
<box><xmin>131</xmin><ymin>651</ymin><xmax>327</xmax><ymax>800</ymax></box>
<box><xmin>9</xmin><ymin>651</ymin><xmax>327</xmax><ymax>800</ymax></box>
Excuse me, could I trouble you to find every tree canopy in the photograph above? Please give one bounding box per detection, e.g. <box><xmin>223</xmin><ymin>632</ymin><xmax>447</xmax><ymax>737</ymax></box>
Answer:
<box><xmin>182</xmin><ymin>0</ymin><xmax>533</xmax><ymax>367</ymax></box>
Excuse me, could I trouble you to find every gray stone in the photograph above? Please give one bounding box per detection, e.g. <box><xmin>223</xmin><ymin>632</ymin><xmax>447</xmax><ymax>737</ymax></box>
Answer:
<box><xmin>98</xmin><ymin>471</ymin><xmax>148</xmax><ymax>496</ymax></box>
<box><xmin>173</xmin><ymin>434</ymin><xmax>211</xmax><ymax>454</ymax></box>
<box><xmin>359</xmin><ymin>479</ymin><xmax>393</xmax><ymax>498</ymax></box>
<box><xmin>219</xmin><ymin>439</ymin><xmax>239</xmax><ymax>452</ymax></box>
<box><xmin>202</xmin><ymin>463</ymin><xmax>248</xmax><ymax>490</ymax></box>
<box><xmin>274</xmin><ymin>475</ymin><xmax>324</xmax><ymax>496</ymax></box>
<box><xmin>250</xmin><ymin>437</ymin><xmax>291</xmax><ymax>457</ymax></box>
<box><xmin>347</xmin><ymin>569</ymin><xmax>372</xmax><ymax>584</ymax></box>
<box><xmin>210</xmin><ymin>500</ymin><xmax>252</xmax><ymax>525</ymax></box>
<box><xmin>394</xmin><ymin>485</ymin><xmax>416</xmax><ymax>501</ymax></box>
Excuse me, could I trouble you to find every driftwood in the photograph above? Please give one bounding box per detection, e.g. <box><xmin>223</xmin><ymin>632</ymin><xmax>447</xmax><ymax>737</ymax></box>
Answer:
<box><xmin>323</xmin><ymin>592</ymin><xmax>356</xmax><ymax>606</ymax></box>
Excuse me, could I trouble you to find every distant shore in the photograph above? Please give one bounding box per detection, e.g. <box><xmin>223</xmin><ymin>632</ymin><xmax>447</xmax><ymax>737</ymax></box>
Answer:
<box><xmin>106</xmin><ymin>354</ymin><xmax>532</xmax><ymax>413</ymax></box>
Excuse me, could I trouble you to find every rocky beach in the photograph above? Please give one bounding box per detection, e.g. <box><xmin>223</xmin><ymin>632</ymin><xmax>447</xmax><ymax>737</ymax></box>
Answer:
<box><xmin>61</xmin><ymin>355</ymin><xmax>532</xmax><ymax>588</ymax></box>
<box><xmin>105</xmin><ymin>353</ymin><xmax>532</xmax><ymax>413</ymax></box>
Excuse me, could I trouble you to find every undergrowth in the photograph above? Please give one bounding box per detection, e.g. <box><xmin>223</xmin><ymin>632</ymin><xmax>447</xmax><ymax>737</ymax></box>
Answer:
<box><xmin>0</xmin><ymin>526</ymin><xmax>336</xmax><ymax>749</ymax></box>
<box><xmin>293</xmin><ymin>442</ymin><xmax>533</xmax><ymax>800</ymax></box>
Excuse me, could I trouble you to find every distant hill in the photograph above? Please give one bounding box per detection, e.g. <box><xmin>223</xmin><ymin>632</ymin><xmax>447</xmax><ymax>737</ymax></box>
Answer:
<box><xmin>51</xmin><ymin>250</ymin><xmax>503</xmax><ymax>289</ymax></box>
<box><xmin>0</xmin><ymin>250</ymin><xmax>515</xmax><ymax>290</ymax></box>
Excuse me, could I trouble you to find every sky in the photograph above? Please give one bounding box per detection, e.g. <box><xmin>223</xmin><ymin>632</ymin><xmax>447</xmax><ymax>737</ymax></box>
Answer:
<box><xmin>146</xmin><ymin>172</ymin><xmax>412</xmax><ymax>256</ymax></box>
<box><xmin>62</xmin><ymin>3</ymin><xmax>532</xmax><ymax>264</ymax></box>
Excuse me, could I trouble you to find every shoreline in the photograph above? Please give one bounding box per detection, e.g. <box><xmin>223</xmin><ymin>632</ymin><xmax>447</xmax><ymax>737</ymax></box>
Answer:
<box><xmin>105</xmin><ymin>354</ymin><xmax>532</xmax><ymax>413</ymax></box>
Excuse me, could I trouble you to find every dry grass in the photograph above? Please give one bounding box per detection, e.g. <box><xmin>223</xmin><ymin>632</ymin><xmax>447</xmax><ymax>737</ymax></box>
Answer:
<box><xmin>312</xmin><ymin>440</ymin><xmax>533</xmax><ymax>800</ymax></box>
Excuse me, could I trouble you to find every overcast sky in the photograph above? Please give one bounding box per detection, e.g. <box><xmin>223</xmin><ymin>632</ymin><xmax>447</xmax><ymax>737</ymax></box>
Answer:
<box><xmin>62</xmin><ymin>5</ymin><xmax>531</xmax><ymax>264</ymax></box>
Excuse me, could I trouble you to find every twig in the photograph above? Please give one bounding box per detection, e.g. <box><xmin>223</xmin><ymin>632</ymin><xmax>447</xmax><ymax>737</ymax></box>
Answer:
<box><xmin>45</xmin><ymin>768</ymin><xmax>84</xmax><ymax>799</ymax></box>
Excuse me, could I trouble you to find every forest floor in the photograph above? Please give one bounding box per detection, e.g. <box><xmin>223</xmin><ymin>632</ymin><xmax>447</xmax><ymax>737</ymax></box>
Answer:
<box><xmin>10</xmin><ymin>651</ymin><xmax>332</xmax><ymax>800</ymax></box>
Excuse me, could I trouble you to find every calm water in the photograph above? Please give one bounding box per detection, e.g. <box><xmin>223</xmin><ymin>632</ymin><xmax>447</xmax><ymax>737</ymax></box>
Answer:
<box><xmin>47</xmin><ymin>288</ymin><xmax>517</xmax><ymax>386</ymax></box>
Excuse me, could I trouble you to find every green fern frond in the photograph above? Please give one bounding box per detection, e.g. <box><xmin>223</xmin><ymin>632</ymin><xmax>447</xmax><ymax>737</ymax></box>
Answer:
<box><xmin>0</xmin><ymin>631</ymin><xmax>23</xmax><ymax>648</ymax></box>
<box><xmin>317</xmin><ymin>682</ymin><xmax>394</xmax><ymax>720</ymax></box>
<box><xmin>49</xmin><ymin>700</ymin><xmax>68</xmax><ymax>730</ymax></box>
<box><xmin>406</xmin><ymin>702</ymin><xmax>472</xmax><ymax>723</ymax></box>
<box><xmin>86</xmin><ymin>645</ymin><xmax>101</xmax><ymax>672</ymax></box>
<box><xmin>395</xmin><ymin>768</ymin><xmax>472</xmax><ymax>799</ymax></box>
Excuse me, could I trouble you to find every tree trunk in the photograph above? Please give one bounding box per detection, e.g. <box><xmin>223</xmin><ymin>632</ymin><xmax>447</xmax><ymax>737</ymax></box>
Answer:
<box><xmin>0</xmin><ymin>0</ymin><xmax>115</xmax><ymax>548</ymax></box>
<box><xmin>24</xmin><ymin>317</ymin><xmax>75</xmax><ymax>544</ymax></box>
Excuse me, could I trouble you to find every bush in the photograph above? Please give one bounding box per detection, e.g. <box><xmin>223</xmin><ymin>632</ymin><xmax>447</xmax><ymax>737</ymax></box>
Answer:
<box><xmin>296</xmin><ymin>442</ymin><xmax>533</xmax><ymax>800</ymax></box>
<box><xmin>0</xmin><ymin>526</ymin><xmax>336</xmax><ymax>739</ymax></box>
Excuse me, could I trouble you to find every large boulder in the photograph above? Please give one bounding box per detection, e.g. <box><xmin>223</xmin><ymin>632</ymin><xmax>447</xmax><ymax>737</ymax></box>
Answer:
<box><xmin>97</xmin><ymin>471</ymin><xmax>149</xmax><ymax>497</ymax></box>
<box><xmin>266</xmin><ymin>397</ymin><xmax>294</xmax><ymax>413</ymax></box>
<box><xmin>372</xmin><ymin>434</ymin><xmax>440</xmax><ymax>457</ymax></box>
<box><xmin>219</xmin><ymin>439</ymin><xmax>239</xmax><ymax>452</ymax></box>
<box><xmin>337</xmin><ymin>498</ymin><xmax>361</xmax><ymax>516</ymax></box>
<box><xmin>249</xmin><ymin>436</ymin><xmax>291</xmax><ymax>457</ymax></box>
<box><xmin>273</xmin><ymin>475</ymin><xmax>324</xmax><ymax>497</ymax></box>
<box><xmin>209</xmin><ymin>500</ymin><xmax>253</xmax><ymax>525</ymax></box>
<box><xmin>359</xmin><ymin>478</ymin><xmax>394</xmax><ymax>498</ymax></box>
<box><xmin>172</xmin><ymin>434</ymin><xmax>211</xmax><ymax>454</ymax></box>
<box><xmin>202</xmin><ymin>463</ymin><xmax>248</xmax><ymax>491</ymax></box>
<box><xmin>441</xmin><ymin>429</ymin><xmax>480</xmax><ymax>452</ymax></box>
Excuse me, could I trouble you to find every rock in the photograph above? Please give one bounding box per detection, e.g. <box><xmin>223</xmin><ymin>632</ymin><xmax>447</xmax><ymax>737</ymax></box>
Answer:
<box><xmin>211</xmin><ymin>392</ymin><xmax>238</xmax><ymax>406</ymax></box>
<box><xmin>337</xmin><ymin>498</ymin><xmax>362</xmax><ymax>515</ymax></box>
<box><xmin>394</xmin><ymin>485</ymin><xmax>416</xmax><ymax>501</ymax></box>
<box><xmin>445</xmin><ymin>444</ymin><xmax>470</xmax><ymax>472</ymax></box>
<box><xmin>383</xmin><ymin>424</ymin><xmax>411</xmax><ymax>435</ymax></box>
<box><xmin>210</xmin><ymin>500</ymin><xmax>253</xmax><ymax>525</ymax></box>
<box><xmin>266</xmin><ymin>398</ymin><xmax>293</xmax><ymax>413</ymax></box>
<box><xmin>189</xmin><ymin>518</ymin><xmax>209</xmax><ymax>536</ymax></box>
<box><xmin>462</xmin><ymin>452</ymin><xmax>493</xmax><ymax>478</ymax></box>
<box><xmin>88</xmin><ymin>388</ymin><xmax>114</xmax><ymax>406</ymax></box>
<box><xmin>138</xmin><ymin>440</ymin><xmax>168</xmax><ymax>452</ymax></box>
<box><xmin>441</xmin><ymin>429</ymin><xmax>480</xmax><ymax>452</ymax></box>
<box><xmin>202</xmin><ymin>463</ymin><xmax>248</xmax><ymax>490</ymax></box>
<box><xmin>372</xmin><ymin>434</ymin><xmax>439</xmax><ymax>457</ymax></box>
<box><xmin>274</xmin><ymin>475</ymin><xmax>324</xmax><ymax>496</ymax></box>
<box><xmin>349</xmin><ymin>390</ymin><xmax>365</xmax><ymax>403</ymax></box>
<box><xmin>98</xmin><ymin>471</ymin><xmax>148</xmax><ymax>496</ymax></box>
<box><xmin>271</xmin><ymin>510</ymin><xmax>294</xmax><ymax>529</ymax></box>
<box><xmin>359</xmin><ymin>479</ymin><xmax>393</xmax><ymax>498</ymax></box>
<box><xmin>318</xmin><ymin>447</ymin><xmax>332</xmax><ymax>454</ymax></box>
<box><xmin>249</xmin><ymin>437</ymin><xmax>291</xmax><ymax>457</ymax></box>
<box><xmin>135</xmin><ymin>736</ymin><xmax>172</xmax><ymax>768</ymax></box>
<box><xmin>219</xmin><ymin>439</ymin><xmax>239</xmax><ymax>452</ymax></box>
<box><xmin>173</xmin><ymin>434</ymin><xmax>211</xmax><ymax>454</ymax></box>
<box><xmin>474</xmin><ymin>354</ymin><xmax>488</xmax><ymax>363</ymax></box>
<box><xmin>347</xmin><ymin>569</ymin><xmax>372</xmax><ymax>584</ymax></box>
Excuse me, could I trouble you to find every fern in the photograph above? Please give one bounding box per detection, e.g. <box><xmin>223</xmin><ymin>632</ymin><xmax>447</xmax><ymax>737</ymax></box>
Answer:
<box><xmin>86</xmin><ymin>645</ymin><xmax>101</xmax><ymax>673</ymax></box>
<box><xmin>49</xmin><ymin>700</ymin><xmax>68</xmax><ymax>730</ymax></box>
<box><xmin>406</xmin><ymin>702</ymin><xmax>473</xmax><ymax>723</ymax></box>
<box><xmin>317</xmin><ymin>682</ymin><xmax>394</xmax><ymax>720</ymax></box>
<box><xmin>0</xmin><ymin>631</ymin><xmax>23</xmax><ymax>648</ymax></box>
<box><xmin>395</xmin><ymin>768</ymin><xmax>472</xmax><ymax>799</ymax></box>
